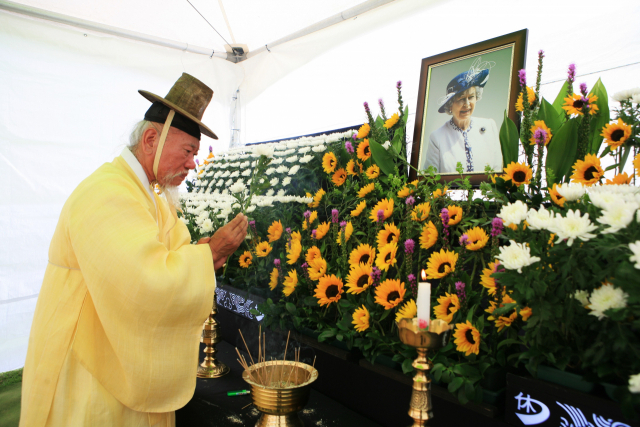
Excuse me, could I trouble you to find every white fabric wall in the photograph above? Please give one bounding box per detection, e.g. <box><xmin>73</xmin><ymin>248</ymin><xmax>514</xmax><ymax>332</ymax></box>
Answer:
<box><xmin>0</xmin><ymin>10</ymin><xmax>242</xmax><ymax>372</ymax></box>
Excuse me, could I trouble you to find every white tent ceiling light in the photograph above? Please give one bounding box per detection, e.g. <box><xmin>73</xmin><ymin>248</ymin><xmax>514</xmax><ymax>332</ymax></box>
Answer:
<box><xmin>0</xmin><ymin>0</ymin><xmax>639</xmax><ymax>374</ymax></box>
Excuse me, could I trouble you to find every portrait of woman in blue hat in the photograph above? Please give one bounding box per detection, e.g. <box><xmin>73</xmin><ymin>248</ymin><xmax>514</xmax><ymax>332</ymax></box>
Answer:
<box><xmin>422</xmin><ymin>58</ymin><xmax>503</xmax><ymax>174</ymax></box>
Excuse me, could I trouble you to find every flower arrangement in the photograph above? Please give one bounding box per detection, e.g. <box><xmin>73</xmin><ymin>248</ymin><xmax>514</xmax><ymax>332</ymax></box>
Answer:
<box><xmin>180</xmin><ymin>56</ymin><xmax>640</xmax><ymax>415</ymax></box>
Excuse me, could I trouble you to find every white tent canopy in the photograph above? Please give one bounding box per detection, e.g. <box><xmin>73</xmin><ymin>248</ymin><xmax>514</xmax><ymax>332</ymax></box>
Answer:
<box><xmin>1</xmin><ymin>0</ymin><xmax>639</xmax><ymax>372</ymax></box>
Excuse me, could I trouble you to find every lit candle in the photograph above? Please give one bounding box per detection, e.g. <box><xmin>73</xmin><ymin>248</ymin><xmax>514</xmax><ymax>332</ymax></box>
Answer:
<box><xmin>417</xmin><ymin>269</ymin><xmax>431</xmax><ymax>327</ymax></box>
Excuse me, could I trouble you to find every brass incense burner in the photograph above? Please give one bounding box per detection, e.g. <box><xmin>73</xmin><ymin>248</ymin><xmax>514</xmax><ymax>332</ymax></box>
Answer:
<box><xmin>242</xmin><ymin>360</ymin><xmax>318</xmax><ymax>427</ymax></box>
<box><xmin>397</xmin><ymin>318</ymin><xmax>452</xmax><ymax>426</ymax></box>
<box><xmin>197</xmin><ymin>297</ymin><xmax>230</xmax><ymax>378</ymax></box>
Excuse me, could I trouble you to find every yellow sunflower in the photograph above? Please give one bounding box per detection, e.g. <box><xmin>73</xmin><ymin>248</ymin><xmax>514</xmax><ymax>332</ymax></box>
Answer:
<box><xmin>433</xmin><ymin>293</ymin><xmax>460</xmax><ymax>324</ymax></box>
<box><xmin>453</xmin><ymin>321</ymin><xmax>481</xmax><ymax>356</ymax></box>
<box><xmin>308</xmin><ymin>257</ymin><xmax>327</xmax><ymax>281</ymax></box>
<box><xmin>635</xmin><ymin>153</ymin><xmax>640</xmax><ymax>176</ymax></box>
<box><xmin>346</xmin><ymin>159</ymin><xmax>360</xmax><ymax>176</ymax></box>
<box><xmin>481</xmin><ymin>260</ymin><xmax>500</xmax><ymax>296</ymax></box>
<box><xmin>350</xmin><ymin>200</ymin><xmax>367</xmax><ymax>217</ymax></box>
<box><xmin>269</xmin><ymin>267</ymin><xmax>278</xmax><ymax>290</ymax></box>
<box><xmin>315</xmin><ymin>221</ymin><xmax>331</xmax><ymax>240</ymax></box>
<box><xmin>562</xmin><ymin>93</ymin><xmax>599</xmax><ymax>116</ymax></box>
<box><xmin>375</xmin><ymin>242</ymin><xmax>398</xmax><ymax>272</ymax></box>
<box><xmin>336</xmin><ymin>221</ymin><xmax>354</xmax><ymax>245</ymax></box>
<box><xmin>432</xmin><ymin>187</ymin><xmax>448</xmax><ymax>198</ymax></box>
<box><xmin>411</xmin><ymin>202</ymin><xmax>431</xmax><ymax>222</ymax></box>
<box><xmin>314</xmin><ymin>274</ymin><xmax>344</xmax><ymax>306</ymax></box>
<box><xmin>357</xmin><ymin>123</ymin><xmax>370</xmax><ymax>139</ymax></box>
<box><xmin>308</xmin><ymin>188</ymin><xmax>326</xmax><ymax>208</ymax></box>
<box><xmin>239</xmin><ymin>251</ymin><xmax>252</xmax><ymax>268</ymax></box>
<box><xmin>602</xmin><ymin>119</ymin><xmax>632</xmax><ymax>149</ymax></box>
<box><xmin>486</xmin><ymin>294</ymin><xmax>518</xmax><ymax>332</ymax></box>
<box><xmin>425</xmin><ymin>249</ymin><xmax>458</xmax><ymax>279</ymax></box>
<box><xmin>267</xmin><ymin>220</ymin><xmax>283</xmax><ymax>242</ymax></box>
<box><xmin>369</xmin><ymin>198</ymin><xmax>394</xmax><ymax>223</ymax></box>
<box><xmin>395</xmin><ymin>299</ymin><xmax>417</xmax><ymax>323</ymax></box>
<box><xmin>529</xmin><ymin>120</ymin><xmax>553</xmax><ymax>146</ymax></box>
<box><xmin>461</xmin><ymin>226</ymin><xmax>489</xmax><ymax>251</ymax></box>
<box><xmin>548</xmin><ymin>184</ymin><xmax>565</xmax><ymax>207</ymax></box>
<box><xmin>346</xmin><ymin>262</ymin><xmax>373</xmax><ymax>294</ymax></box>
<box><xmin>419</xmin><ymin>221</ymin><xmax>438</xmax><ymax>250</ymax></box>
<box><xmin>515</xmin><ymin>86</ymin><xmax>536</xmax><ymax>112</ymax></box>
<box><xmin>349</xmin><ymin>244</ymin><xmax>376</xmax><ymax>266</ymax></box>
<box><xmin>357</xmin><ymin>139</ymin><xmax>371</xmax><ymax>161</ymax></box>
<box><xmin>376</xmin><ymin>223</ymin><xmax>400</xmax><ymax>248</ymax></box>
<box><xmin>255</xmin><ymin>241</ymin><xmax>273</xmax><ymax>258</ymax></box>
<box><xmin>446</xmin><ymin>205</ymin><xmax>463</xmax><ymax>225</ymax></box>
<box><xmin>332</xmin><ymin>168</ymin><xmax>347</xmax><ymax>186</ymax></box>
<box><xmin>322</xmin><ymin>152</ymin><xmax>338</xmax><ymax>174</ymax></box>
<box><xmin>374</xmin><ymin>278</ymin><xmax>406</xmax><ymax>310</ymax></box>
<box><xmin>384</xmin><ymin>113</ymin><xmax>400</xmax><ymax>129</ymax></box>
<box><xmin>503</xmin><ymin>162</ymin><xmax>532</xmax><ymax>186</ymax></box>
<box><xmin>282</xmin><ymin>270</ymin><xmax>298</xmax><ymax>297</ymax></box>
<box><xmin>352</xmin><ymin>305</ymin><xmax>370</xmax><ymax>332</ymax></box>
<box><xmin>570</xmin><ymin>153</ymin><xmax>603</xmax><ymax>186</ymax></box>
<box><xmin>286</xmin><ymin>238</ymin><xmax>302</xmax><ymax>265</ymax></box>
<box><xmin>291</xmin><ymin>231</ymin><xmax>302</xmax><ymax>241</ymax></box>
<box><xmin>606</xmin><ymin>172</ymin><xmax>633</xmax><ymax>185</ymax></box>
<box><xmin>366</xmin><ymin>165</ymin><xmax>381</xmax><ymax>180</ymax></box>
<box><xmin>309</xmin><ymin>211</ymin><xmax>318</xmax><ymax>224</ymax></box>
<box><xmin>305</xmin><ymin>246</ymin><xmax>322</xmax><ymax>264</ymax></box>
<box><xmin>358</xmin><ymin>183</ymin><xmax>375</xmax><ymax>198</ymax></box>
<box><xmin>520</xmin><ymin>307</ymin><xmax>533</xmax><ymax>321</ymax></box>
<box><xmin>397</xmin><ymin>186</ymin><xmax>413</xmax><ymax>198</ymax></box>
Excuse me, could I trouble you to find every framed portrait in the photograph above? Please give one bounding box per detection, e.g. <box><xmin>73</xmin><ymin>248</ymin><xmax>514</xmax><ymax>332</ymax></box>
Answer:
<box><xmin>410</xmin><ymin>29</ymin><xmax>528</xmax><ymax>185</ymax></box>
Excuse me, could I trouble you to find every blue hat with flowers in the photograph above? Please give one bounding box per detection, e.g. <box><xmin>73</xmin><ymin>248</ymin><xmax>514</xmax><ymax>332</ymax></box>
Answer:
<box><xmin>438</xmin><ymin>65</ymin><xmax>490</xmax><ymax>113</ymax></box>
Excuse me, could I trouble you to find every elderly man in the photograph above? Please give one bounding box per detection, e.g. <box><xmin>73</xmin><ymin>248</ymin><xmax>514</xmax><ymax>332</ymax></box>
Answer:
<box><xmin>19</xmin><ymin>73</ymin><xmax>247</xmax><ymax>427</ymax></box>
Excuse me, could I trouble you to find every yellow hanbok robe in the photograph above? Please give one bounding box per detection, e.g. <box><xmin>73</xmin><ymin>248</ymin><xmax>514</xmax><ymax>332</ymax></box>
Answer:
<box><xmin>20</xmin><ymin>154</ymin><xmax>215</xmax><ymax>427</ymax></box>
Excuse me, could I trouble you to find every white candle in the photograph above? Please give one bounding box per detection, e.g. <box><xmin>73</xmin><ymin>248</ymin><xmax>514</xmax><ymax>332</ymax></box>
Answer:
<box><xmin>417</xmin><ymin>270</ymin><xmax>431</xmax><ymax>326</ymax></box>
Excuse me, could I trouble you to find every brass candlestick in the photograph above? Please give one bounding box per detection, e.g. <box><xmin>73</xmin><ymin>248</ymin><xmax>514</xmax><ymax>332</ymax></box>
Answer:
<box><xmin>397</xmin><ymin>318</ymin><xmax>452</xmax><ymax>427</ymax></box>
<box><xmin>197</xmin><ymin>297</ymin><xmax>230</xmax><ymax>378</ymax></box>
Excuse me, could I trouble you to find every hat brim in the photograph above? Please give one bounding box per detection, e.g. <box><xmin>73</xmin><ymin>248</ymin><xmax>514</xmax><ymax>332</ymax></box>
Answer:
<box><xmin>138</xmin><ymin>90</ymin><xmax>218</xmax><ymax>140</ymax></box>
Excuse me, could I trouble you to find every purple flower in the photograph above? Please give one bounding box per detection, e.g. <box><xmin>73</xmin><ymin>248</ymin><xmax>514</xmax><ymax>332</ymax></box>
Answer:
<box><xmin>364</xmin><ymin>102</ymin><xmax>371</xmax><ymax>114</ymax></box>
<box><xmin>352</xmin><ymin>132</ymin><xmax>358</xmax><ymax>141</ymax></box>
<box><xmin>370</xmin><ymin>266</ymin><xmax>382</xmax><ymax>285</ymax></box>
<box><xmin>301</xmin><ymin>262</ymin><xmax>308</xmax><ymax>269</ymax></box>
<box><xmin>303</xmin><ymin>210</ymin><xmax>311</xmax><ymax>219</ymax></box>
<box><xmin>538</xmin><ymin>49</ymin><xmax>545</xmax><ymax>59</ymax></box>
<box><xmin>377</xmin><ymin>209</ymin><xmax>385</xmax><ymax>223</ymax></box>
<box><xmin>408</xmin><ymin>273</ymin><xmax>417</xmax><ymax>294</ymax></box>
<box><xmin>339</xmin><ymin>221</ymin><xmax>347</xmax><ymax>228</ymax></box>
<box><xmin>405</xmin><ymin>195</ymin><xmax>415</xmax><ymax>206</ymax></box>
<box><xmin>378</xmin><ymin>98</ymin><xmax>384</xmax><ymax>109</ymax></box>
<box><xmin>285</xmin><ymin>227</ymin><xmax>292</xmax><ymax>234</ymax></box>
<box><xmin>491</xmin><ymin>217</ymin><xmax>504</xmax><ymax>237</ymax></box>
<box><xmin>195</xmin><ymin>159</ymin><xmax>200</xmax><ymax>165</ymax></box>
<box><xmin>331</xmin><ymin>209</ymin><xmax>339</xmax><ymax>223</ymax></box>
<box><xmin>455</xmin><ymin>281</ymin><xmax>466</xmax><ymax>301</ymax></box>
<box><xmin>396</xmin><ymin>81</ymin><xmax>402</xmax><ymax>89</ymax></box>
<box><xmin>459</xmin><ymin>235</ymin><xmax>469</xmax><ymax>247</ymax></box>
<box><xmin>518</xmin><ymin>69</ymin><xmax>527</xmax><ymax>88</ymax></box>
<box><xmin>312</xmin><ymin>229</ymin><xmax>317</xmax><ymax>239</ymax></box>
<box><xmin>274</xmin><ymin>258</ymin><xmax>281</xmax><ymax>267</ymax></box>
<box><xmin>404</xmin><ymin>239</ymin><xmax>415</xmax><ymax>254</ymax></box>
<box><xmin>209</xmin><ymin>145</ymin><xmax>213</xmax><ymax>152</ymax></box>
<box><xmin>249</xmin><ymin>220</ymin><xmax>257</xmax><ymax>232</ymax></box>
<box><xmin>579</xmin><ymin>82</ymin><xmax>588</xmax><ymax>96</ymax></box>
<box><xmin>534</xmin><ymin>128</ymin><xmax>548</xmax><ymax>146</ymax></box>
<box><xmin>567</xmin><ymin>63</ymin><xmax>576</xmax><ymax>83</ymax></box>
<box><xmin>345</xmin><ymin>141</ymin><xmax>354</xmax><ymax>154</ymax></box>
<box><xmin>440</xmin><ymin>208</ymin><xmax>450</xmax><ymax>226</ymax></box>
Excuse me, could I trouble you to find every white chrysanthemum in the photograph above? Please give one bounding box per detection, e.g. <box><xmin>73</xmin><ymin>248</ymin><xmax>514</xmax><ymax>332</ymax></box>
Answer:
<box><xmin>497</xmin><ymin>240</ymin><xmax>541</xmax><ymax>273</ymax></box>
<box><xmin>382</xmin><ymin>141</ymin><xmax>391</xmax><ymax>150</ymax></box>
<box><xmin>629</xmin><ymin>241</ymin><xmax>640</xmax><ymax>269</ymax></box>
<box><xmin>630</xmin><ymin>374</ymin><xmax>640</xmax><ymax>393</ymax></box>
<box><xmin>591</xmin><ymin>183</ymin><xmax>640</xmax><ymax>195</ymax></box>
<box><xmin>548</xmin><ymin>210</ymin><xmax>597</xmax><ymax>247</ymax></box>
<box><xmin>312</xmin><ymin>144</ymin><xmax>327</xmax><ymax>153</ymax></box>
<box><xmin>286</xmin><ymin>141</ymin><xmax>299</xmax><ymax>149</ymax></box>
<box><xmin>597</xmin><ymin>202</ymin><xmax>636</xmax><ymax>234</ymax></box>
<box><xmin>526</xmin><ymin>206</ymin><xmax>555</xmax><ymax>231</ymax></box>
<box><xmin>270</xmin><ymin>177</ymin><xmax>279</xmax><ymax>187</ymax></box>
<box><xmin>205</xmin><ymin>171</ymin><xmax>213</xmax><ymax>177</ymax></box>
<box><xmin>282</xmin><ymin>177</ymin><xmax>292</xmax><ymax>186</ymax></box>
<box><xmin>230</xmin><ymin>170</ymin><xmax>240</xmax><ymax>178</ymax></box>
<box><xmin>221</xmin><ymin>170</ymin><xmax>231</xmax><ymax>178</ymax></box>
<box><xmin>276</xmin><ymin>165</ymin><xmax>288</xmax><ymax>174</ymax></box>
<box><xmin>289</xmin><ymin>165</ymin><xmax>300</xmax><ymax>175</ymax></box>
<box><xmin>299</xmin><ymin>147</ymin><xmax>311</xmax><ymax>154</ymax></box>
<box><xmin>497</xmin><ymin>200</ymin><xmax>528</xmax><ymax>226</ymax></box>
<box><xmin>277</xmin><ymin>189</ymin><xmax>286</xmax><ymax>197</ymax></box>
<box><xmin>282</xmin><ymin>149</ymin><xmax>296</xmax><ymax>156</ymax></box>
<box><xmin>240</xmin><ymin>161</ymin><xmax>250</xmax><ymax>168</ymax></box>
<box><xmin>573</xmin><ymin>290</ymin><xmax>590</xmax><ymax>307</ymax></box>
<box><xmin>265</xmin><ymin>167</ymin><xmax>276</xmax><ymax>176</ymax></box>
<box><xmin>241</xmin><ymin>169</ymin><xmax>252</xmax><ymax>177</ymax></box>
<box><xmin>556</xmin><ymin>183</ymin><xmax>586</xmax><ymax>202</ymax></box>
<box><xmin>299</xmin><ymin>155</ymin><xmax>313</xmax><ymax>164</ymax></box>
<box><xmin>286</xmin><ymin>155</ymin><xmax>298</xmax><ymax>163</ymax></box>
<box><xmin>246</xmin><ymin>205</ymin><xmax>256</xmax><ymax>213</ymax></box>
<box><xmin>216</xmin><ymin>179</ymin><xmax>224</xmax><ymax>187</ymax></box>
<box><xmin>633</xmin><ymin>94</ymin><xmax>640</xmax><ymax>104</ymax></box>
<box><xmin>612</xmin><ymin>87</ymin><xmax>640</xmax><ymax>102</ymax></box>
<box><xmin>272</xmin><ymin>158</ymin><xmax>284</xmax><ymax>165</ymax></box>
<box><xmin>200</xmin><ymin>218</ymin><xmax>213</xmax><ymax>233</ymax></box>
<box><xmin>225</xmin><ymin>178</ymin><xmax>234</xmax><ymax>187</ymax></box>
<box><xmin>589</xmin><ymin>283</ymin><xmax>628</xmax><ymax>320</ymax></box>
<box><xmin>588</xmin><ymin>191</ymin><xmax>625</xmax><ymax>210</ymax></box>
<box><xmin>229</xmin><ymin>181</ymin><xmax>245</xmax><ymax>194</ymax></box>
<box><xmin>213</xmin><ymin>171</ymin><xmax>222</xmax><ymax>178</ymax></box>
<box><xmin>255</xmin><ymin>144</ymin><xmax>275</xmax><ymax>158</ymax></box>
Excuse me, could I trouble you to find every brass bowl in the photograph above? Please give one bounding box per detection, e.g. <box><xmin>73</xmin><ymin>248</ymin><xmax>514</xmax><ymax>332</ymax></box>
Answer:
<box><xmin>243</xmin><ymin>361</ymin><xmax>318</xmax><ymax>426</ymax></box>
<box><xmin>397</xmin><ymin>318</ymin><xmax>451</xmax><ymax>350</ymax></box>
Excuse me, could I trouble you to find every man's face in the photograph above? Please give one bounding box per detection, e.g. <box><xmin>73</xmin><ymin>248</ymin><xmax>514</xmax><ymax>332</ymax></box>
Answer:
<box><xmin>156</xmin><ymin>127</ymin><xmax>200</xmax><ymax>187</ymax></box>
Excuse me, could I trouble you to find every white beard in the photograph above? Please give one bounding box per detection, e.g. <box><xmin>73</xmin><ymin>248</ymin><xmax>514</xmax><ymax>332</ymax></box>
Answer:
<box><xmin>162</xmin><ymin>185</ymin><xmax>181</xmax><ymax>210</ymax></box>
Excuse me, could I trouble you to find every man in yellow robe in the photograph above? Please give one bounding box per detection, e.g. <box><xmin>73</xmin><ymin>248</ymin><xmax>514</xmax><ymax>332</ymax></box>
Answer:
<box><xmin>19</xmin><ymin>74</ymin><xmax>247</xmax><ymax>426</ymax></box>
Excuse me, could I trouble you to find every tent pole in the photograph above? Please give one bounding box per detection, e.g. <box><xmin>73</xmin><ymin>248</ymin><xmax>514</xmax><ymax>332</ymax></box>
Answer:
<box><xmin>0</xmin><ymin>0</ymin><xmax>230</xmax><ymax>60</ymax></box>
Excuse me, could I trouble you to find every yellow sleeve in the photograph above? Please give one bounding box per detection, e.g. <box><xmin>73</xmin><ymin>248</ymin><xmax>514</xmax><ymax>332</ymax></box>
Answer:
<box><xmin>68</xmin><ymin>167</ymin><xmax>215</xmax><ymax>412</ymax></box>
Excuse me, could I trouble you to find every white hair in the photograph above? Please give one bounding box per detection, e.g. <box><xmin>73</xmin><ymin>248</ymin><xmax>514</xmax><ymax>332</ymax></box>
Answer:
<box><xmin>128</xmin><ymin>120</ymin><xmax>156</xmax><ymax>155</ymax></box>
<box><xmin>443</xmin><ymin>86</ymin><xmax>484</xmax><ymax>115</ymax></box>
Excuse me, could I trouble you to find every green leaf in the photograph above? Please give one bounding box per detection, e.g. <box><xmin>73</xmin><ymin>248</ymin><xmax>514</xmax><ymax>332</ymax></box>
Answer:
<box><xmin>546</xmin><ymin>118</ymin><xmax>578</xmax><ymax>185</ymax></box>
<box><xmin>536</xmin><ymin>97</ymin><xmax>563</xmax><ymax>136</ymax></box>
<box><xmin>499</xmin><ymin>111</ymin><xmax>519</xmax><ymax>168</ymax></box>
<box><xmin>453</xmin><ymin>364</ymin><xmax>481</xmax><ymax>379</ymax></box>
<box><xmin>588</xmin><ymin>78</ymin><xmax>610</xmax><ymax>155</ymax></box>
<box><xmin>497</xmin><ymin>338</ymin><xmax>522</xmax><ymax>349</ymax></box>
<box><xmin>304</xmin><ymin>296</ymin><xmax>319</xmax><ymax>307</ymax></box>
<box><xmin>620</xmin><ymin>144</ymin><xmax>632</xmax><ymax>172</ymax></box>
<box><xmin>458</xmin><ymin>387</ymin><xmax>469</xmax><ymax>405</ymax></box>
<box><xmin>249</xmin><ymin>308</ymin><xmax>262</xmax><ymax>316</ymax></box>
<box><xmin>448</xmin><ymin>377</ymin><xmax>464</xmax><ymax>393</ymax></box>
<box><xmin>379</xmin><ymin>309</ymin><xmax>392</xmax><ymax>321</ymax></box>
<box><xmin>317</xmin><ymin>330</ymin><xmax>336</xmax><ymax>342</ymax></box>
<box><xmin>392</xmin><ymin>127</ymin><xmax>404</xmax><ymax>154</ymax></box>
<box><xmin>369</xmin><ymin>138</ymin><xmax>396</xmax><ymax>176</ymax></box>
<box><xmin>402</xmin><ymin>359</ymin><xmax>414</xmax><ymax>374</ymax></box>
<box><xmin>552</xmin><ymin>80</ymin><xmax>571</xmax><ymax>117</ymax></box>
<box><xmin>492</xmin><ymin>302</ymin><xmax>517</xmax><ymax>317</ymax></box>
<box><xmin>285</xmin><ymin>302</ymin><xmax>297</xmax><ymax>315</ymax></box>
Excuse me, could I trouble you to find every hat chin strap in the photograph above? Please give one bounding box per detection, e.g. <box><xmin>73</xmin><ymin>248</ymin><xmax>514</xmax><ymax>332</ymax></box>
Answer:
<box><xmin>152</xmin><ymin>110</ymin><xmax>176</xmax><ymax>185</ymax></box>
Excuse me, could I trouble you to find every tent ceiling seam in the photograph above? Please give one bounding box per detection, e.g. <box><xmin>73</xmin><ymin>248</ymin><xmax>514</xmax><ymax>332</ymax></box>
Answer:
<box><xmin>217</xmin><ymin>0</ymin><xmax>236</xmax><ymax>44</ymax></box>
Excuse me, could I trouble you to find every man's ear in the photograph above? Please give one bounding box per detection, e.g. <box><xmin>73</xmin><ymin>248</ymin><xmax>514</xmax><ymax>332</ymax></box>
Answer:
<box><xmin>141</xmin><ymin>126</ymin><xmax>158</xmax><ymax>154</ymax></box>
